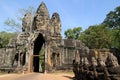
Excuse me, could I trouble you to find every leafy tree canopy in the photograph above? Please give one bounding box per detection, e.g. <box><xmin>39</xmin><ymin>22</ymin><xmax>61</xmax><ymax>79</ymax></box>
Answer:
<box><xmin>103</xmin><ymin>6</ymin><xmax>120</xmax><ymax>48</ymax></box>
<box><xmin>0</xmin><ymin>31</ymin><xmax>16</xmax><ymax>48</ymax></box>
<box><xmin>103</xmin><ymin>6</ymin><xmax>120</xmax><ymax>29</ymax></box>
<box><xmin>64</xmin><ymin>27</ymin><xmax>82</xmax><ymax>39</ymax></box>
<box><xmin>80</xmin><ymin>24</ymin><xmax>113</xmax><ymax>49</ymax></box>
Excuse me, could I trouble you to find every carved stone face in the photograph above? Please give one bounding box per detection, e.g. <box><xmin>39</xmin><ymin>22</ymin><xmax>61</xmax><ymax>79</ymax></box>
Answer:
<box><xmin>50</xmin><ymin>13</ymin><xmax>61</xmax><ymax>35</ymax></box>
<box><xmin>84</xmin><ymin>57</ymin><xmax>89</xmax><ymax>66</ymax></box>
<box><xmin>32</xmin><ymin>2</ymin><xmax>50</xmax><ymax>31</ymax></box>
<box><xmin>22</xmin><ymin>13</ymin><xmax>32</xmax><ymax>32</ymax></box>
<box><xmin>91</xmin><ymin>57</ymin><xmax>97</xmax><ymax>66</ymax></box>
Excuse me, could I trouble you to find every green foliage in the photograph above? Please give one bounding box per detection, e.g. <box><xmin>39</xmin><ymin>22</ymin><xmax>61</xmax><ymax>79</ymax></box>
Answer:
<box><xmin>103</xmin><ymin>6</ymin><xmax>120</xmax><ymax>28</ymax></box>
<box><xmin>103</xmin><ymin>6</ymin><xmax>120</xmax><ymax>48</ymax></box>
<box><xmin>39</xmin><ymin>47</ymin><xmax>45</xmax><ymax>63</ymax></box>
<box><xmin>0</xmin><ymin>31</ymin><xmax>16</xmax><ymax>48</ymax></box>
<box><xmin>64</xmin><ymin>27</ymin><xmax>82</xmax><ymax>39</ymax></box>
<box><xmin>111</xmin><ymin>28</ymin><xmax>120</xmax><ymax>48</ymax></box>
<box><xmin>39</xmin><ymin>47</ymin><xmax>45</xmax><ymax>72</ymax></box>
<box><xmin>64</xmin><ymin>29</ymin><xmax>74</xmax><ymax>39</ymax></box>
<box><xmin>80</xmin><ymin>24</ymin><xmax>113</xmax><ymax>49</ymax></box>
<box><xmin>64</xmin><ymin>6</ymin><xmax>120</xmax><ymax>49</ymax></box>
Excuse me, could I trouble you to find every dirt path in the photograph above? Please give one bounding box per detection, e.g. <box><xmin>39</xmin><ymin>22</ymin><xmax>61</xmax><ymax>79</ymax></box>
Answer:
<box><xmin>0</xmin><ymin>72</ymin><xmax>74</xmax><ymax>80</ymax></box>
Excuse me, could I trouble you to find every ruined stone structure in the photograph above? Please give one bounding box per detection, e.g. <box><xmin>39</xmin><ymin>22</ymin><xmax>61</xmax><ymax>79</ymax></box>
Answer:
<box><xmin>22</xmin><ymin>13</ymin><xmax>32</xmax><ymax>32</ymax></box>
<box><xmin>0</xmin><ymin>2</ymin><xmax>87</xmax><ymax>72</ymax></box>
<box><xmin>0</xmin><ymin>2</ymin><xmax>119</xmax><ymax>74</ymax></box>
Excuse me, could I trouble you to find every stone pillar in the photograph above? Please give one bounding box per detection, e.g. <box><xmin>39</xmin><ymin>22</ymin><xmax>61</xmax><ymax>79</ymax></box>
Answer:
<box><xmin>25</xmin><ymin>52</ymin><xmax>29</xmax><ymax>66</ymax></box>
<box><xmin>28</xmin><ymin>45</ymin><xmax>34</xmax><ymax>72</ymax></box>
<box><xmin>65</xmin><ymin>48</ymin><xmax>67</xmax><ymax>64</ymax></box>
<box><xmin>59</xmin><ymin>47</ymin><xmax>62</xmax><ymax>66</ymax></box>
<box><xmin>62</xmin><ymin>47</ymin><xmax>64</xmax><ymax>64</ymax></box>
<box><xmin>30</xmin><ymin>54</ymin><xmax>33</xmax><ymax>72</ymax></box>
<box><xmin>18</xmin><ymin>52</ymin><xmax>21</xmax><ymax>67</ymax></box>
<box><xmin>44</xmin><ymin>42</ymin><xmax>47</xmax><ymax>73</ymax></box>
<box><xmin>47</xmin><ymin>45</ymin><xmax>52</xmax><ymax>66</ymax></box>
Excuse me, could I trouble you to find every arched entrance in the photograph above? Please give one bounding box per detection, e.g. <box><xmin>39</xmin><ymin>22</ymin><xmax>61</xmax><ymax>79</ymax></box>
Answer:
<box><xmin>33</xmin><ymin>33</ymin><xmax>45</xmax><ymax>72</ymax></box>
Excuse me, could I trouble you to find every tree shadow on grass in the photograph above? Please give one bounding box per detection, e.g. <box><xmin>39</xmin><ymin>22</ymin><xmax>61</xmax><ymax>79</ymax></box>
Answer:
<box><xmin>63</xmin><ymin>75</ymin><xmax>73</xmax><ymax>80</ymax></box>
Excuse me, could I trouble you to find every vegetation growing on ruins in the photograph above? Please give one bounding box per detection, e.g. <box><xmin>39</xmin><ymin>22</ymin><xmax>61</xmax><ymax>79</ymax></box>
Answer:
<box><xmin>0</xmin><ymin>31</ymin><xmax>16</xmax><ymax>48</ymax></box>
<box><xmin>4</xmin><ymin>6</ymin><xmax>35</xmax><ymax>32</ymax></box>
<box><xmin>0</xmin><ymin>6</ymin><xmax>35</xmax><ymax>48</ymax></box>
<box><xmin>64</xmin><ymin>27</ymin><xmax>82</xmax><ymax>39</ymax></box>
<box><xmin>1</xmin><ymin>4</ymin><xmax>120</xmax><ymax>50</ymax></box>
<box><xmin>65</xmin><ymin>6</ymin><xmax>120</xmax><ymax>50</ymax></box>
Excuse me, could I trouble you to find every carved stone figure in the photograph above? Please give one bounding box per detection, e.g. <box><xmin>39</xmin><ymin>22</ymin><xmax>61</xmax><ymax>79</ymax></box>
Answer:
<box><xmin>0</xmin><ymin>1</ymin><xmax>89</xmax><ymax>73</ymax></box>
<box><xmin>51</xmin><ymin>13</ymin><xmax>61</xmax><ymax>36</ymax></box>
<box><xmin>91</xmin><ymin>57</ymin><xmax>98</xmax><ymax>66</ymax></box>
<box><xmin>22</xmin><ymin>13</ymin><xmax>32</xmax><ymax>32</ymax></box>
<box><xmin>83</xmin><ymin>57</ymin><xmax>89</xmax><ymax>66</ymax></box>
<box><xmin>32</xmin><ymin>2</ymin><xmax>50</xmax><ymax>32</ymax></box>
<box><xmin>106</xmin><ymin>53</ymin><xmax>119</xmax><ymax>67</ymax></box>
<box><xmin>97</xmin><ymin>57</ymin><xmax>106</xmax><ymax>66</ymax></box>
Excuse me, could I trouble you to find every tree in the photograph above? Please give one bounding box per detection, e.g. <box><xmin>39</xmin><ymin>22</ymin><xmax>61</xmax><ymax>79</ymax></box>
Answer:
<box><xmin>103</xmin><ymin>6</ymin><xmax>120</xmax><ymax>29</ymax></box>
<box><xmin>4</xmin><ymin>6</ymin><xmax>35</xmax><ymax>32</ymax></box>
<box><xmin>0</xmin><ymin>31</ymin><xmax>16</xmax><ymax>48</ymax></box>
<box><xmin>80</xmin><ymin>24</ymin><xmax>113</xmax><ymax>49</ymax></box>
<box><xmin>103</xmin><ymin>6</ymin><xmax>120</xmax><ymax>48</ymax></box>
<box><xmin>64</xmin><ymin>27</ymin><xmax>82</xmax><ymax>39</ymax></box>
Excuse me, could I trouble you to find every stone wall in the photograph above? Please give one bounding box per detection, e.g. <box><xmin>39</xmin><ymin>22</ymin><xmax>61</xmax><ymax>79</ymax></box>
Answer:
<box><xmin>0</xmin><ymin>48</ymin><xmax>16</xmax><ymax>67</ymax></box>
<box><xmin>1</xmin><ymin>1</ymin><xmax>119</xmax><ymax>72</ymax></box>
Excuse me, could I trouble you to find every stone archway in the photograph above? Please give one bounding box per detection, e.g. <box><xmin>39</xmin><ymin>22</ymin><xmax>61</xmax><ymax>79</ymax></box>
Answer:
<box><xmin>33</xmin><ymin>33</ymin><xmax>45</xmax><ymax>72</ymax></box>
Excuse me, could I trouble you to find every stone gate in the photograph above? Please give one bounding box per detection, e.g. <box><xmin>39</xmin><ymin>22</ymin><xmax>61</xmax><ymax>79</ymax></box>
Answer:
<box><xmin>0</xmin><ymin>2</ymin><xmax>88</xmax><ymax>72</ymax></box>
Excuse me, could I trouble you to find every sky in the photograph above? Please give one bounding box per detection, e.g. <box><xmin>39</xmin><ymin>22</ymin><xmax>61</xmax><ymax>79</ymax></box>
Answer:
<box><xmin>0</xmin><ymin>0</ymin><xmax>120</xmax><ymax>36</ymax></box>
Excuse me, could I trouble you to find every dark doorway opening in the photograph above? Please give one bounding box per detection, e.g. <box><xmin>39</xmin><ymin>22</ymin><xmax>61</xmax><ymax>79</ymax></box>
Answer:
<box><xmin>33</xmin><ymin>33</ymin><xmax>45</xmax><ymax>72</ymax></box>
<box><xmin>21</xmin><ymin>52</ymin><xmax>26</xmax><ymax>66</ymax></box>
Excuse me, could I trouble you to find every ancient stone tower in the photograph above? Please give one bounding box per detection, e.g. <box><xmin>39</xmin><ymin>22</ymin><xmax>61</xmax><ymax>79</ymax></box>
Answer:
<box><xmin>21</xmin><ymin>1</ymin><xmax>62</xmax><ymax>72</ymax></box>
<box><xmin>0</xmin><ymin>2</ymin><xmax>89</xmax><ymax>73</ymax></box>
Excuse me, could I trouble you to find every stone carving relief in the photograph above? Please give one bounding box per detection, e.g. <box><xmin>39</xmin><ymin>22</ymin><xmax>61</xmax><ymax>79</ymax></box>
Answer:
<box><xmin>22</xmin><ymin>13</ymin><xmax>32</xmax><ymax>32</ymax></box>
<box><xmin>32</xmin><ymin>2</ymin><xmax>50</xmax><ymax>32</ymax></box>
<box><xmin>51</xmin><ymin>13</ymin><xmax>61</xmax><ymax>36</ymax></box>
